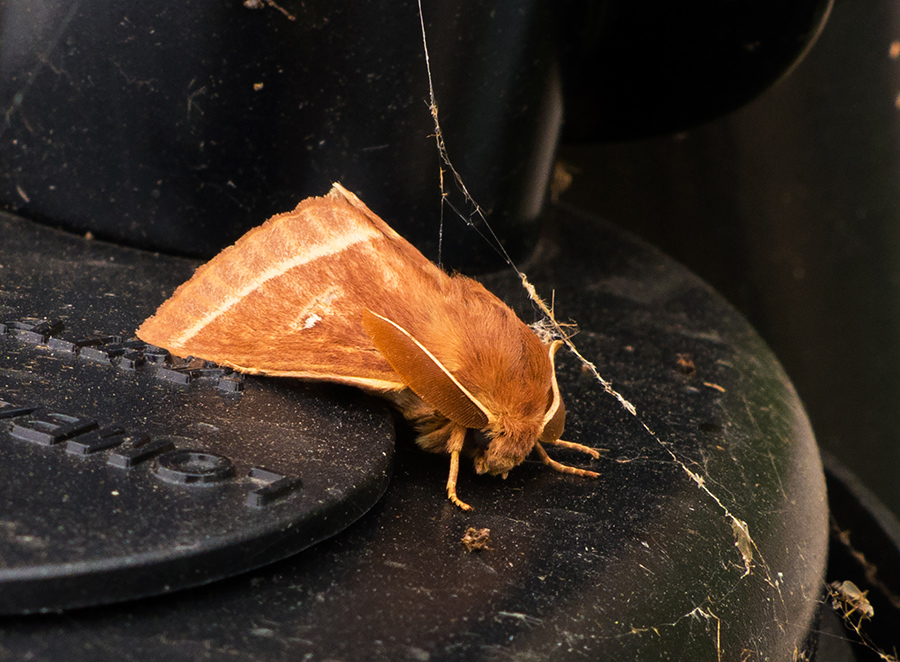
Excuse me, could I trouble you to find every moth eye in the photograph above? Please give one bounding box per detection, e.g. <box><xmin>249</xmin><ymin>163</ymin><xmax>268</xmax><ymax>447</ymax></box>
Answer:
<box><xmin>466</xmin><ymin>428</ymin><xmax>492</xmax><ymax>450</ymax></box>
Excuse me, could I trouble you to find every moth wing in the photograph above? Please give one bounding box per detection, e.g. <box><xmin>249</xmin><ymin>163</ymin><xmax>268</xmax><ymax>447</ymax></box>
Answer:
<box><xmin>362</xmin><ymin>310</ymin><xmax>491</xmax><ymax>429</ymax></box>
<box><xmin>137</xmin><ymin>183</ymin><xmax>446</xmax><ymax>392</ymax></box>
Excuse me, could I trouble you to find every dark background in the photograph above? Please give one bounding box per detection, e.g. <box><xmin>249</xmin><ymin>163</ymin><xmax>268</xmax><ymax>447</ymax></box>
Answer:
<box><xmin>558</xmin><ymin>0</ymin><xmax>900</xmax><ymax>527</ymax></box>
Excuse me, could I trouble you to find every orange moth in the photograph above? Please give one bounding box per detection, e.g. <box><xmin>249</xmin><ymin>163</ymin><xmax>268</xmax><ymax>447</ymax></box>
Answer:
<box><xmin>137</xmin><ymin>183</ymin><xmax>600</xmax><ymax>510</ymax></box>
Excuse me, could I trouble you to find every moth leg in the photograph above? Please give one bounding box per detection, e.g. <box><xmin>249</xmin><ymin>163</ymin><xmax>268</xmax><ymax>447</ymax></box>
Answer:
<box><xmin>534</xmin><ymin>442</ymin><xmax>600</xmax><ymax>479</ymax></box>
<box><xmin>447</xmin><ymin>450</ymin><xmax>473</xmax><ymax>511</ymax></box>
<box><xmin>446</xmin><ymin>426</ymin><xmax>473</xmax><ymax>511</ymax></box>
<box><xmin>543</xmin><ymin>438</ymin><xmax>604</xmax><ymax>459</ymax></box>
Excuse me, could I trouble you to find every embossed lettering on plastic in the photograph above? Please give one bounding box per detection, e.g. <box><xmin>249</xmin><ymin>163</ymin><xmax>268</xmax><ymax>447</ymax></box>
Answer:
<box><xmin>0</xmin><ymin>399</ymin><xmax>38</xmax><ymax>419</ymax></box>
<box><xmin>155</xmin><ymin>356</ymin><xmax>245</xmax><ymax>392</ymax></box>
<box><xmin>79</xmin><ymin>336</ymin><xmax>126</xmax><ymax>363</ymax></box>
<box><xmin>78</xmin><ymin>338</ymin><xmax>147</xmax><ymax>370</ymax></box>
<box><xmin>155</xmin><ymin>450</ymin><xmax>236</xmax><ymax>485</ymax></box>
<box><xmin>246</xmin><ymin>467</ymin><xmax>303</xmax><ymax>507</ymax></box>
<box><xmin>2</xmin><ymin>317</ymin><xmax>244</xmax><ymax>392</ymax></box>
<box><xmin>10</xmin><ymin>410</ymin><xmax>99</xmax><ymax>446</ymax></box>
<box><xmin>0</xmin><ymin>395</ymin><xmax>287</xmax><ymax>507</ymax></box>
<box><xmin>48</xmin><ymin>333</ymin><xmax>110</xmax><ymax>355</ymax></box>
<box><xmin>1</xmin><ymin>318</ymin><xmax>63</xmax><ymax>344</ymax></box>
<box><xmin>66</xmin><ymin>426</ymin><xmax>134</xmax><ymax>455</ymax></box>
<box><xmin>107</xmin><ymin>437</ymin><xmax>175</xmax><ymax>469</ymax></box>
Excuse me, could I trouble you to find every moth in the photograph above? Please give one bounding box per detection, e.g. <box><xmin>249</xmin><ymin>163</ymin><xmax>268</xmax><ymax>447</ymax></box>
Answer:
<box><xmin>137</xmin><ymin>183</ymin><xmax>600</xmax><ymax>510</ymax></box>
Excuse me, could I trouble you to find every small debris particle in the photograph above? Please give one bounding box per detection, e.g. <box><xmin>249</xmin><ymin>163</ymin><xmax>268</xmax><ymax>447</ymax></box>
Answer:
<box><xmin>732</xmin><ymin>518</ymin><xmax>754</xmax><ymax>574</ymax></box>
<box><xmin>550</xmin><ymin>161</ymin><xmax>576</xmax><ymax>203</ymax></box>
<box><xmin>676</xmin><ymin>353</ymin><xmax>696</xmax><ymax>376</ymax></box>
<box><xmin>703</xmin><ymin>381</ymin><xmax>726</xmax><ymax>393</ymax></box>
<box><xmin>497</xmin><ymin>611</ymin><xmax>543</xmax><ymax>625</ymax></box>
<box><xmin>243</xmin><ymin>0</ymin><xmax>296</xmax><ymax>20</ymax></box>
<box><xmin>253</xmin><ymin>82</ymin><xmax>264</xmax><ymax>91</ymax></box>
<box><xmin>830</xmin><ymin>580</ymin><xmax>874</xmax><ymax>620</ymax></box>
<box><xmin>891</xmin><ymin>41</ymin><xmax>900</xmax><ymax>59</ymax></box>
<box><xmin>461</xmin><ymin>527</ymin><xmax>491</xmax><ymax>552</ymax></box>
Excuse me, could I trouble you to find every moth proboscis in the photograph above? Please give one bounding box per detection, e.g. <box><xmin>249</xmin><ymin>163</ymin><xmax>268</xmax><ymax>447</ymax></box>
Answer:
<box><xmin>137</xmin><ymin>183</ymin><xmax>601</xmax><ymax>510</ymax></box>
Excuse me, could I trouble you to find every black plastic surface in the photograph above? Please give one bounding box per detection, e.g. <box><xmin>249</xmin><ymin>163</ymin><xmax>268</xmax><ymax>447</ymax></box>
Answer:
<box><xmin>0</xmin><ymin>0</ymin><xmax>559</xmax><ymax>270</ymax></box>
<box><xmin>558</xmin><ymin>0</ymin><xmax>833</xmax><ymax>141</ymax></box>
<box><xmin>0</xmin><ymin>215</ymin><xmax>394</xmax><ymax>613</ymax></box>
<box><xmin>0</xmin><ymin>204</ymin><xmax>828</xmax><ymax>658</ymax></box>
<box><xmin>558</xmin><ymin>0</ymin><xmax>900</xmax><ymax>567</ymax></box>
<box><xmin>0</xmin><ymin>1</ymin><xmax>832</xmax><ymax>265</ymax></box>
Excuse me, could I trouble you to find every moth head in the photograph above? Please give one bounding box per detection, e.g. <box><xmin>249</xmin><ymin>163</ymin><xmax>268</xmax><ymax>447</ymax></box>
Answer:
<box><xmin>467</xmin><ymin>340</ymin><xmax>567</xmax><ymax>477</ymax></box>
<box><xmin>468</xmin><ymin>418</ymin><xmax>537</xmax><ymax>477</ymax></box>
<box><xmin>363</xmin><ymin>311</ymin><xmax>567</xmax><ymax>476</ymax></box>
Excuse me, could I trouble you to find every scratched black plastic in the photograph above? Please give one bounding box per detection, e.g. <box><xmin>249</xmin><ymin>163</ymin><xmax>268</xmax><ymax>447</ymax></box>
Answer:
<box><xmin>0</xmin><ymin>312</ymin><xmax>394</xmax><ymax>614</ymax></box>
<box><xmin>0</xmin><ymin>201</ymin><xmax>830</xmax><ymax>658</ymax></box>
